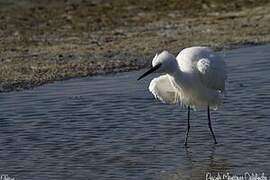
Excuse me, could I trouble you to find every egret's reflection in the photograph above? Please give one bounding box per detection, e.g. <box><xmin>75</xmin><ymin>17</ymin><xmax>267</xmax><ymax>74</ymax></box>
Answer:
<box><xmin>161</xmin><ymin>145</ymin><xmax>232</xmax><ymax>180</ymax></box>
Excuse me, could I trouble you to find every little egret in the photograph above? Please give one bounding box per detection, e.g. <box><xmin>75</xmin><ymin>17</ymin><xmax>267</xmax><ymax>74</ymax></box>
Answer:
<box><xmin>137</xmin><ymin>47</ymin><xmax>227</xmax><ymax>146</ymax></box>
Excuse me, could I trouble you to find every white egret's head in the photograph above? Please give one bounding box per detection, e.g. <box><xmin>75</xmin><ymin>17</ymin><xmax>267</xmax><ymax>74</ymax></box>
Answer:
<box><xmin>138</xmin><ymin>51</ymin><xmax>178</xmax><ymax>80</ymax></box>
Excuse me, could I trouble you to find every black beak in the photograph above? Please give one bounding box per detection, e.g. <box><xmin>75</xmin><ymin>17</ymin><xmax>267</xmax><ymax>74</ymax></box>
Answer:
<box><xmin>137</xmin><ymin>64</ymin><xmax>161</xmax><ymax>80</ymax></box>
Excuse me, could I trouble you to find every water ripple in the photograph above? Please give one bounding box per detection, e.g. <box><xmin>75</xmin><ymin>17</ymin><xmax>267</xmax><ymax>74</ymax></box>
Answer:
<box><xmin>0</xmin><ymin>44</ymin><xmax>270</xmax><ymax>179</ymax></box>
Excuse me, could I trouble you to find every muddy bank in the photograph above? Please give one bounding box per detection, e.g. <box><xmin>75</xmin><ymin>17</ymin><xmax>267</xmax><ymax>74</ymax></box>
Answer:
<box><xmin>0</xmin><ymin>0</ymin><xmax>269</xmax><ymax>92</ymax></box>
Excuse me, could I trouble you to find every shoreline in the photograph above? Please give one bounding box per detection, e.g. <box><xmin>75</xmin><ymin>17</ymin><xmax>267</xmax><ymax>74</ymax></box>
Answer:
<box><xmin>0</xmin><ymin>0</ymin><xmax>269</xmax><ymax>93</ymax></box>
<box><xmin>1</xmin><ymin>41</ymin><xmax>268</xmax><ymax>93</ymax></box>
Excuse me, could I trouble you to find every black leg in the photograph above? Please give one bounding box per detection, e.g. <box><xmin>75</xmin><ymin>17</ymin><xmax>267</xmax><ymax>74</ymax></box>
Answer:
<box><xmin>207</xmin><ymin>105</ymin><xmax>217</xmax><ymax>144</ymax></box>
<box><xmin>184</xmin><ymin>106</ymin><xmax>191</xmax><ymax>146</ymax></box>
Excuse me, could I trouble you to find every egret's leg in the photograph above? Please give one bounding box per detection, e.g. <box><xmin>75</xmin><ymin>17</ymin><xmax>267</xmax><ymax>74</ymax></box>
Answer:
<box><xmin>207</xmin><ymin>106</ymin><xmax>217</xmax><ymax>144</ymax></box>
<box><xmin>184</xmin><ymin>106</ymin><xmax>191</xmax><ymax>146</ymax></box>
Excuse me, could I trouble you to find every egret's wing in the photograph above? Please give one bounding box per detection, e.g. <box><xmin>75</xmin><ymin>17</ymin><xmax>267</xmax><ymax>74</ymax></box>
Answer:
<box><xmin>149</xmin><ymin>75</ymin><xmax>179</xmax><ymax>104</ymax></box>
<box><xmin>196</xmin><ymin>58</ymin><xmax>227</xmax><ymax>92</ymax></box>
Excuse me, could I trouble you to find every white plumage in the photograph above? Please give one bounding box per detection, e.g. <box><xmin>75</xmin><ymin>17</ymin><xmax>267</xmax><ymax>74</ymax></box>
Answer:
<box><xmin>149</xmin><ymin>74</ymin><xmax>179</xmax><ymax>104</ymax></box>
<box><xmin>137</xmin><ymin>46</ymin><xmax>226</xmax><ymax>145</ymax></box>
<box><xmin>148</xmin><ymin>47</ymin><xmax>227</xmax><ymax>110</ymax></box>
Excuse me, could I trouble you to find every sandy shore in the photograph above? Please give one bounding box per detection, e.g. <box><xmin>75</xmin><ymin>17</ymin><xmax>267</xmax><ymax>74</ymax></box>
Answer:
<box><xmin>0</xmin><ymin>0</ymin><xmax>269</xmax><ymax>92</ymax></box>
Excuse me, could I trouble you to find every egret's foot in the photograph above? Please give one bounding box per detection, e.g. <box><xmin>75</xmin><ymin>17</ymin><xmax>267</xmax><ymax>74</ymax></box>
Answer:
<box><xmin>212</xmin><ymin>135</ymin><xmax>217</xmax><ymax>144</ymax></box>
<box><xmin>212</xmin><ymin>137</ymin><xmax>218</xmax><ymax>144</ymax></box>
<box><xmin>184</xmin><ymin>135</ymin><xmax>189</xmax><ymax>147</ymax></box>
<box><xmin>184</xmin><ymin>142</ymin><xmax>189</xmax><ymax>148</ymax></box>
<box><xmin>184</xmin><ymin>106</ymin><xmax>191</xmax><ymax>147</ymax></box>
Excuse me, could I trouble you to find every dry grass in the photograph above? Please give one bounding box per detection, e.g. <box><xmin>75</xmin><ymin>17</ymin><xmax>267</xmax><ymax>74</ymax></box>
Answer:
<box><xmin>0</xmin><ymin>0</ymin><xmax>269</xmax><ymax>92</ymax></box>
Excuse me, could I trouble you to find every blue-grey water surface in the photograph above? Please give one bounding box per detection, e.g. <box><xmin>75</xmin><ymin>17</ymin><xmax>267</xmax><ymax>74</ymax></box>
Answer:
<box><xmin>0</xmin><ymin>44</ymin><xmax>270</xmax><ymax>180</ymax></box>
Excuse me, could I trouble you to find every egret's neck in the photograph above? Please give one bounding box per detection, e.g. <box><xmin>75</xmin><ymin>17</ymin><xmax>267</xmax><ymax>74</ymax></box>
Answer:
<box><xmin>165</xmin><ymin>57</ymin><xmax>180</xmax><ymax>76</ymax></box>
<box><xmin>163</xmin><ymin>56</ymin><xmax>189</xmax><ymax>89</ymax></box>
<box><xmin>170</xmin><ymin>67</ymin><xmax>183</xmax><ymax>80</ymax></box>
<box><xmin>172</xmin><ymin>67</ymin><xmax>182</xmax><ymax>76</ymax></box>
<box><xmin>167</xmin><ymin>62</ymin><xmax>182</xmax><ymax>77</ymax></box>
<box><xmin>169</xmin><ymin>66</ymin><xmax>188</xmax><ymax>87</ymax></box>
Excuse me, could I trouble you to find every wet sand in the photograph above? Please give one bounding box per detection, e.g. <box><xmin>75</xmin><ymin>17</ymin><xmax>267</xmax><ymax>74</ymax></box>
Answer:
<box><xmin>0</xmin><ymin>0</ymin><xmax>269</xmax><ymax>92</ymax></box>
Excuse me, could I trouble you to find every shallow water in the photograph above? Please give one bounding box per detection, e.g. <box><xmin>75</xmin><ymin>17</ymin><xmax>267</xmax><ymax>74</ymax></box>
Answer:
<box><xmin>0</xmin><ymin>44</ymin><xmax>270</xmax><ymax>180</ymax></box>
